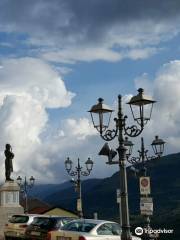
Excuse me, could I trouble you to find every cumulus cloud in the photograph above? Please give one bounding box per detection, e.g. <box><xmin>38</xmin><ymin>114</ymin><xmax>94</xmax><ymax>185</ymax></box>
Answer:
<box><xmin>0</xmin><ymin>57</ymin><xmax>75</xmax><ymax>182</ymax></box>
<box><xmin>0</xmin><ymin>56</ymin><xmax>118</xmax><ymax>183</ymax></box>
<box><xmin>62</xmin><ymin>118</ymin><xmax>97</xmax><ymax>140</ymax></box>
<box><xmin>134</xmin><ymin>60</ymin><xmax>180</xmax><ymax>154</ymax></box>
<box><xmin>0</xmin><ymin>58</ymin><xmax>74</xmax><ymax>108</ymax></box>
<box><xmin>0</xmin><ymin>0</ymin><xmax>179</xmax><ymax>62</ymax></box>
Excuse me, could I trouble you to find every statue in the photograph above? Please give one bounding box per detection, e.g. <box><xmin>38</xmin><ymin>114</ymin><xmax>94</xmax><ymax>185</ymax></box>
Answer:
<box><xmin>4</xmin><ymin>144</ymin><xmax>14</xmax><ymax>181</ymax></box>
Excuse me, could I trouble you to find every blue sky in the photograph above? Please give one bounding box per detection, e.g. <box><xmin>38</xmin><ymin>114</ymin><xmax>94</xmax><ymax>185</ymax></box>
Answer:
<box><xmin>0</xmin><ymin>0</ymin><xmax>180</xmax><ymax>183</ymax></box>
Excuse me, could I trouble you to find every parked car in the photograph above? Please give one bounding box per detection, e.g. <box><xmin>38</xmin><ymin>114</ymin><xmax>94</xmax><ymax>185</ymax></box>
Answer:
<box><xmin>4</xmin><ymin>214</ymin><xmax>42</xmax><ymax>240</ymax></box>
<box><xmin>48</xmin><ymin>219</ymin><xmax>141</xmax><ymax>240</ymax></box>
<box><xmin>25</xmin><ymin>216</ymin><xmax>75</xmax><ymax>240</ymax></box>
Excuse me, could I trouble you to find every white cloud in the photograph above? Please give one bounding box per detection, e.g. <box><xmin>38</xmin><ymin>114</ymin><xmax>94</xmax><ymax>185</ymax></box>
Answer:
<box><xmin>0</xmin><ymin>57</ymin><xmax>75</xmax><ymax>183</ymax></box>
<box><xmin>0</xmin><ymin>58</ymin><xmax>75</xmax><ymax>108</ymax></box>
<box><xmin>0</xmin><ymin>57</ymin><xmax>105</xmax><ymax>184</ymax></box>
<box><xmin>0</xmin><ymin>56</ymin><xmax>115</xmax><ymax>183</ymax></box>
<box><xmin>42</xmin><ymin>47</ymin><xmax>122</xmax><ymax>64</ymax></box>
<box><xmin>62</xmin><ymin>118</ymin><xmax>97</xmax><ymax>140</ymax></box>
<box><xmin>133</xmin><ymin>60</ymin><xmax>180</xmax><ymax>155</ymax></box>
<box><xmin>42</xmin><ymin>47</ymin><xmax>158</xmax><ymax>64</ymax></box>
<box><xmin>126</xmin><ymin>47</ymin><xmax>159</xmax><ymax>60</ymax></box>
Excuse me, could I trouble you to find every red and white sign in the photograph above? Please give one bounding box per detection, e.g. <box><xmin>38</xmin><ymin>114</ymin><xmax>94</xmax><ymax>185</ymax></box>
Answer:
<box><xmin>140</xmin><ymin>177</ymin><xmax>151</xmax><ymax>195</ymax></box>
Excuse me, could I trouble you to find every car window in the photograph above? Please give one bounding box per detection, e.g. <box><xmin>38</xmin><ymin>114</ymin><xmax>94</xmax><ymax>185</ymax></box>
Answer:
<box><xmin>109</xmin><ymin>223</ymin><xmax>121</xmax><ymax>235</ymax></box>
<box><xmin>31</xmin><ymin>217</ymin><xmax>56</xmax><ymax>229</ymax></box>
<box><xmin>62</xmin><ymin>221</ymin><xmax>82</xmax><ymax>231</ymax></box>
<box><xmin>9</xmin><ymin>215</ymin><xmax>29</xmax><ymax>223</ymax></box>
<box><xmin>97</xmin><ymin>223</ymin><xmax>120</xmax><ymax>235</ymax></box>
<box><xmin>81</xmin><ymin>223</ymin><xmax>96</xmax><ymax>232</ymax></box>
<box><xmin>62</xmin><ymin>221</ymin><xmax>96</xmax><ymax>232</ymax></box>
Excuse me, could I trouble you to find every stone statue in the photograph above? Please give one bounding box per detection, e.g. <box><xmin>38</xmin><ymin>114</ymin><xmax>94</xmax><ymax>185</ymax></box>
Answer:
<box><xmin>4</xmin><ymin>144</ymin><xmax>14</xmax><ymax>181</ymax></box>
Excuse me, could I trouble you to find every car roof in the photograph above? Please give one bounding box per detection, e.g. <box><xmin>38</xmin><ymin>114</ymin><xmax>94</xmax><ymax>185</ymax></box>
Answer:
<box><xmin>32</xmin><ymin>215</ymin><xmax>74</xmax><ymax>219</ymax></box>
<box><xmin>11</xmin><ymin>214</ymin><xmax>76</xmax><ymax>219</ymax></box>
<box><xmin>12</xmin><ymin>214</ymin><xmax>45</xmax><ymax>216</ymax></box>
<box><xmin>66</xmin><ymin>219</ymin><xmax>118</xmax><ymax>224</ymax></box>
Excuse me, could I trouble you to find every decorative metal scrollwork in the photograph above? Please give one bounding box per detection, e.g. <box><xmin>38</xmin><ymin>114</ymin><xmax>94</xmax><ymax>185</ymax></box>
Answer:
<box><xmin>101</xmin><ymin>128</ymin><xmax>118</xmax><ymax>141</ymax></box>
<box><xmin>81</xmin><ymin>171</ymin><xmax>90</xmax><ymax>176</ymax></box>
<box><xmin>124</xmin><ymin>124</ymin><xmax>143</xmax><ymax>137</ymax></box>
<box><xmin>146</xmin><ymin>156</ymin><xmax>157</xmax><ymax>161</ymax></box>
<box><xmin>127</xmin><ymin>157</ymin><xmax>140</xmax><ymax>164</ymax></box>
<box><xmin>69</xmin><ymin>171</ymin><xmax>78</xmax><ymax>177</ymax></box>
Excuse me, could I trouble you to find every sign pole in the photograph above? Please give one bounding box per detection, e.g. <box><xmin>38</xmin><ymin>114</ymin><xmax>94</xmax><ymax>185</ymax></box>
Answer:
<box><xmin>117</xmin><ymin>189</ymin><xmax>122</xmax><ymax>227</ymax></box>
<box><xmin>139</xmin><ymin>176</ymin><xmax>158</xmax><ymax>240</ymax></box>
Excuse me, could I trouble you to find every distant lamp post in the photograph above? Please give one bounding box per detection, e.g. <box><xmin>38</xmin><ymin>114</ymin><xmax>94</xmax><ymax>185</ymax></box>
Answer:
<box><xmin>65</xmin><ymin>157</ymin><xmax>93</xmax><ymax>218</ymax></box>
<box><xmin>17</xmin><ymin>176</ymin><xmax>35</xmax><ymax>213</ymax></box>
<box><xmin>151</xmin><ymin>136</ymin><xmax>165</xmax><ymax>158</ymax></box>
<box><xmin>125</xmin><ymin>136</ymin><xmax>165</xmax><ymax>167</ymax></box>
<box><xmin>126</xmin><ymin>136</ymin><xmax>165</xmax><ymax>240</ymax></box>
<box><xmin>89</xmin><ymin>88</ymin><xmax>155</xmax><ymax>240</ymax></box>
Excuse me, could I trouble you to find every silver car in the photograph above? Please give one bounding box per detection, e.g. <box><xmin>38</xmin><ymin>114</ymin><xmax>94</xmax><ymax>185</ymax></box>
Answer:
<box><xmin>49</xmin><ymin>219</ymin><xmax>141</xmax><ymax>240</ymax></box>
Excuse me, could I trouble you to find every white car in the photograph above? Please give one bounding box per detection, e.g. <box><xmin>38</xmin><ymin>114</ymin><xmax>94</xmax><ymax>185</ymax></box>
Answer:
<box><xmin>48</xmin><ymin>219</ymin><xmax>141</xmax><ymax>240</ymax></box>
<box><xmin>4</xmin><ymin>214</ymin><xmax>43</xmax><ymax>239</ymax></box>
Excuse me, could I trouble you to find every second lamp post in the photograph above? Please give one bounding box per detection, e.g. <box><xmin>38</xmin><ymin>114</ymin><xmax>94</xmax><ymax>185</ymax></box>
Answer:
<box><xmin>89</xmin><ymin>88</ymin><xmax>155</xmax><ymax>240</ymax></box>
<box><xmin>65</xmin><ymin>157</ymin><xmax>93</xmax><ymax>218</ymax></box>
<box><xmin>17</xmin><ymin>175</ymin><xmax>35</xmax><ymax>213</ymax></box>
<box><xmin>125</xmin><ymin>136</ymin><xmax>165</xmax><ymax>240</ymax></box>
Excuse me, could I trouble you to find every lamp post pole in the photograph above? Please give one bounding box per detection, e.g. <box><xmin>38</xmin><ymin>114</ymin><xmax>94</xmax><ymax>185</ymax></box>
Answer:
<box><xmin>118</xmin><ymin>95</ymin><xmax>131</xmax><ymax>239</ymax></box>
<box><xmin>125</xmin><ymin>136</ymin><xmax>165</xmax><ymax>240</ymax></box>
<box><xmin>17</xmin><ymin>176</ymin><xmax>35</xmax><ymax>213</ymax></box>
<box><xmin>65</xmin><ymin>157</ymin><xmax>93</xmax><ymax>218</ymax></box>
<box><xmin>89</xmin><ymin>88</ymin><xmax>156</xmax><ymax>240</ymax></box>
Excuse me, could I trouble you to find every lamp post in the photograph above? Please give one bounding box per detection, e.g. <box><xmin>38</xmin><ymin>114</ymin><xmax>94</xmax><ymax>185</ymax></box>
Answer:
<box><xmin>65</xmin><ymin>157</ymin><xmax>93</xmax><ymax>218</ymax></box>
<box><xmin>125</xmin><ymin>136</ymin><xmax>165</xmax><ymax>240</ymax></box>
<box><xmin>17</xmin><ymin>176</ymin><xmax>35</xmax><ymax>213</ymax></box>
<box><xmin>89</xmin><ymin>88</ymin><xmax>155</xmax><ymax>240</ymax></box>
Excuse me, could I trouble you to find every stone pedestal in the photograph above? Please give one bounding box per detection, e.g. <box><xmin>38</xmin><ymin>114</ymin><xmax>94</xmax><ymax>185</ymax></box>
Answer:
<box><xmin>0</xmin><ymin>181</ymin><xmax>24</xmax><ymax>237</ymax></box>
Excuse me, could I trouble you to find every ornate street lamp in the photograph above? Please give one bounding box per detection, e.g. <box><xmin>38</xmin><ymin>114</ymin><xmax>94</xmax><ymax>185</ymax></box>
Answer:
<box><xmin>151</xmin><ymin>136</ymin><xmax>165</xmax><ymax>157</ymax></box>
<box><xmin>17</xmin><ymin>176</ymin><xmax>35</xmax><ymax>213</ymax></box>
<box><xmin>89</xmin><ymin>88</ymin><xmax>155</xmax><ymax>240</ymax></box>
<box><xmin>64</xmin><ymin>157</ymin><xmax>93</xmax><ymax>218</ymax></box>
<box><xmin>126</xmin><ymin>136</ymin><xmax>165</xmax><ymax>240</ymax></box>
<box><xmin>127</xmin><ymin>88</ymin><xmax>155</xmax><ymax>127</ymax></box>
<box><xmin>123</xmin><ymin>137</ymin><xmax>134</xmax><ymax>159</ymax></box>
<box><xmin>89</xmin><ymin>98</ymin><xmax>113</xmax><ymax>135</ymax></box>
<box><xmin>126</xmin><ymin>136</ymin><xmax>165</xmax><ymax>165</ymax></box>
<box><xmin>85</xmin><ymin>157</ymin><xmax>94</xmax><ymax>172</ymax></box>
<box><xmin>65</xmin><ymin>157</ymin><xmax>73</xmax><ymax>173</ymax></box>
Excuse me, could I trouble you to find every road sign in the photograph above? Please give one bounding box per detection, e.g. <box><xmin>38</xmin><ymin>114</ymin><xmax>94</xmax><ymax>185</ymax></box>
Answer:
<box><xmin>116</xmin><ymin>189</ymin><xmax>121</xmax><ymax>203</ymax></box>
<box><xmin>140</xmin><ymin>177</ymin><xmax>151</xmax><ymax>195</ymax></box>
<box><xmin>140</xmin><ymin>197</ymin><xmax>153</xmax><ymax>215</ymax></box>
<box><xmin>77</xmin><ymin>198</ymin><xmax>82</xmax><ymax>211</ymax></box>
<box><xmin>94</xmin><ymin>212</ymin><xmax>98</xmax><ymax>219</ymax></box>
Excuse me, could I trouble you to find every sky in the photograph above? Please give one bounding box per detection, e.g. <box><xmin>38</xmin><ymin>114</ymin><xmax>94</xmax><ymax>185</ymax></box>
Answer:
<box><xmin>0</xmin><ymin>0</ymin><xmax>180</xmax><ymax>183</ymax></box>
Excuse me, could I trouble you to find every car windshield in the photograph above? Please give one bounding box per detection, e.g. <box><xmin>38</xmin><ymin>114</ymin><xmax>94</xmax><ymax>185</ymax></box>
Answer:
<box><xmin>9</xmin><ymin>215</ymin><xmax>29</xmax><ymax>223</ymax></box>
<box><xmin>62</xmin><ymin>221</ymin><xmax>97</xmax><ymax>232</ymax></box>
<box><xmin>32</xmin><ymin>217</ymin><xmax>57</xmax><ymax>230</ymax></box>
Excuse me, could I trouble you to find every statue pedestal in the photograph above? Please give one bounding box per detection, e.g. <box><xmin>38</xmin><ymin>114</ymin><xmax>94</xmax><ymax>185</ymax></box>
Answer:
<box><xmin>0</xmin><ymin>181</ymin><xmax>24</xmax><ymax>237</ymax></box>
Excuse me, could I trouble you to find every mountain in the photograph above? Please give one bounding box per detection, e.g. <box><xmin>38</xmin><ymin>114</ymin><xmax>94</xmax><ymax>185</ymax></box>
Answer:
<box><xmin>29</xmin><ymin>181</ymin><xmax>72</xmax><ymax>199</ymax></box>
<box><xmin>44</xmin><ymin>178</ymin><xmax>102</xmax><ymax>207</ymax></box>
<box><xmin>42</xmin><ymin>152</ymin><xmax>180</xmax><ymax>240</ymax></box>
